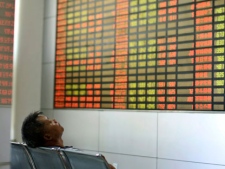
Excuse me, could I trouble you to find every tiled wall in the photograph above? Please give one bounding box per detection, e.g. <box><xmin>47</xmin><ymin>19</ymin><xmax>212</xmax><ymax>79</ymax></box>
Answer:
<box><xmin>42</xmin><ymin>1</ymin><xmax>225</xmax><ymax>168</ymax></box>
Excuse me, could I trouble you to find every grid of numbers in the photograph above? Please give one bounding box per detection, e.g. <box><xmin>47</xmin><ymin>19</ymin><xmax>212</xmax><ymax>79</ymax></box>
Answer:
<box><xmin>0</xmin><ymin>0</ymin><xmax>14</xmax><ymax>105</ymax></box>
<box><xmin>55</xmin><ymin>0</ymin><xmax>225</xmax><ymax>111</ymax></box>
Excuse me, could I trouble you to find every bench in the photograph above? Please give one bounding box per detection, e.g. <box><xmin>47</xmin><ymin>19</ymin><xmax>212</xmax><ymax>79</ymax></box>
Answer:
<box><xmin>11</xmin><ymin>142</ymin><xmax>110</xmax><ymax>169</ymax></box>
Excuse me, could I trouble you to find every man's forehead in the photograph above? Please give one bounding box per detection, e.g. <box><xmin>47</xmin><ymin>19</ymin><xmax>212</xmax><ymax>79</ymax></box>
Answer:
<box><xmin>37</xmin><ymin>114</ymin><xmax>48</xmax><ymax>121</ymax></box>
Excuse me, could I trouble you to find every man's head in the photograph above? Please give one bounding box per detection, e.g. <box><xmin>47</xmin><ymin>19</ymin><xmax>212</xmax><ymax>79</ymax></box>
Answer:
<box><xmin>21</xmin><ymin>111</ymin><xmax>64</xmax><ymax>148</ymax></box>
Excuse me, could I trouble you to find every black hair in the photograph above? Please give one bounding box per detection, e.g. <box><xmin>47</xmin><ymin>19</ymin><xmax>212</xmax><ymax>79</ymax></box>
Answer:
<box><xmin>21</xmin><ymin>111</ymin><xmax>45</xmax><ymax>148</ymax></box>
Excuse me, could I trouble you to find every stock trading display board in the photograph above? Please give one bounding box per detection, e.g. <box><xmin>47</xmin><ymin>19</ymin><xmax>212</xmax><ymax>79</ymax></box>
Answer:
<box><xmin>0</xmin><ymin>0</ymin><xmax>14</xmax><ymax>105</ymax></box>
<box><xmin>55</xmin><ymin>0</ymin><xmax>225</xmax><ymax>111</ymax></box>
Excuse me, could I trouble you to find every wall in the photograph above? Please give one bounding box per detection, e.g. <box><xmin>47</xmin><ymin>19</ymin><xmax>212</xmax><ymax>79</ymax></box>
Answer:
<box><xmin>1</xmin><ymin>0</ymin><xmax>44</xmax><ymax>168</ymax></box>
<box><xmin>11</xmin><ymin>0</ymin><xmax>44</xmax><ymax>143</ymax></box>
<box><xmin>41</xmin><ymin>1</ymin><xmax>225</xmax><ymax>169</ymax></box>
<box><xmin>0</xmin><ymin>107</ymin><xmax>11</xmax><ymax>169</ymax></box>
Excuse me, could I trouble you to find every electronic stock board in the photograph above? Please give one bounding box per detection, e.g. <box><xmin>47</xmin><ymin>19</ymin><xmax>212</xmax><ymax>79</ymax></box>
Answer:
<box><xmin>55</xmin><ymin>0</ymin><xmax>225</xmax><ymax>111</ymax></box>
<box><xmin>0</xmin><ymin>0</ymin><xmax>14</xmax><ymax>105</ymax></box>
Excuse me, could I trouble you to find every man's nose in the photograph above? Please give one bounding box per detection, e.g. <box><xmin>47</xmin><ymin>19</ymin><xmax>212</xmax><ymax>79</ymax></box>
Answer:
<box><xmin>52</xmin><ymin>119</ymin><xmax>57</xmax><ymax>123</ymax></box>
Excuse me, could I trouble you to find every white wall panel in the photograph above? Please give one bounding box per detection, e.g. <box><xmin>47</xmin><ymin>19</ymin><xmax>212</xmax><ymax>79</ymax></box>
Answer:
<box><xmin>54</xmin><ymin>110</ymin><xmax>99</xmax><ymax>151</ymax></box>
<box><xmin>43</xmin><ymin>18</ymin><xmax>56</xmax><ymax>63</ymax></box>
<box><xmin>0</xmin><ymin>164</ymin><xmax>10</xmax><ymax>169</ymax></box>
<box><xmin>12</xmin><ymin>0</ymin><xmax>44</xmax><ymax>142</ymax></box>
<box><xmin>41</xmin><ymin>63</ymin><xmax>54</xmax><ymax>109</ymax></box>
<box><xmin>158</xmin><ymin>159</ymin><xmax>225</xmax><ymax>169</ymax></box>
<box><xmin>44</xmin><ymin>0</ymin><xmax>57</xmax><ymax>18</ymax></box>
<box><xmin>99</xmin><ymin>110</ymin><xmax>157</xmax><ymax>157</ymax></box>
<box><xmin>101</xmin><ymin>152</ymin><xmax>156</xmax><ymax>169</ymax></box>
<box><xmin>41</xmin><ymin>109</ymin><xmax>54</xmax><ymax>119</ymax></box>
<box><xmin>0</xmin><ymin>108</ymin><xmax>11</xmax><ymax>163</ymax></box>
<box><xmin>158</xmin><ymin>113</ymin><xmax>225</xmax><ymax>165</ymax></box>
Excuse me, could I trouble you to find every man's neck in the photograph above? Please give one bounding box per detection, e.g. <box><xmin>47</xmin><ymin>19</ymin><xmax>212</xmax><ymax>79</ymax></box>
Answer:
<box><xmin>44</xmin><ymin>138</ymin><xmax>64</xmax><ymax>148</ymax></box>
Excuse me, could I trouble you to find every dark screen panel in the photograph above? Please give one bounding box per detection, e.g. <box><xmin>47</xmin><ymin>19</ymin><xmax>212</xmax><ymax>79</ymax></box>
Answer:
<box><xmin>0</xmin><ymin>0</ymin><xmax>14</xmax><ymax>105</ymax></box>
<box><xmin>54</xmin><ymin>0</ymin><xmax>225</xmax><ymax>111</ymax></box>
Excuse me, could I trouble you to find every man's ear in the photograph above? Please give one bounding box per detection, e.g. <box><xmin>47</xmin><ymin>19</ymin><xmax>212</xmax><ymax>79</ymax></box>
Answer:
<box><xmin>43</xmin><ymin>133</ymin><xmax>52</xmax><ymax>141</ymax></box>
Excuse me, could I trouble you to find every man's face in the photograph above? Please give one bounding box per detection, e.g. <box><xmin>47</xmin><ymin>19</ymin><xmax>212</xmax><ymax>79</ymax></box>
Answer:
<box><xmin>37</xmin><ymin>115</ymin><xmax>64</xmax><ymax>141</ymax></box>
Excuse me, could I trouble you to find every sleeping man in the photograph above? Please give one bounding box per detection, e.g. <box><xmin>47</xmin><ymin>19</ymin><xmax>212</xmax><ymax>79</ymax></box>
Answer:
<box><xmin>21</xmin><ymin>111</ymin><xmax>115</xmax><ymax>169</ymax></box>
